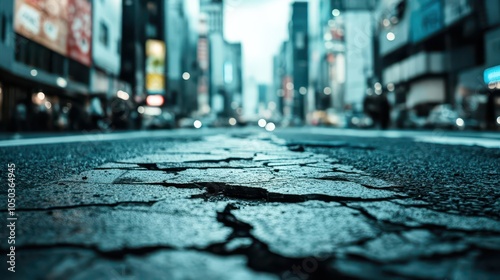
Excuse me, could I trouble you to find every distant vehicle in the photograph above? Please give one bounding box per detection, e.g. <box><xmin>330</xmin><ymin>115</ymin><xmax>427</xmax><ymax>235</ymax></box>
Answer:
<box><xmin>139</xmin><ymin>106</ymin><xmax>175</xmax><ymax>129</ymax></box>
<box><xmin>178</xmin><ymin>117</ymin><xmax>196</xmax><ymax>128</ymax></box>
<box><xmin>457</xmin><ymin>117</ymin><xmax>481</xmax><ymax>130</ymax></box>
<box><xmin>346</xmin><ymin>111</ymin><xmax>373</xmax><ymax>129</ymax></box>
<box><xmin>426</xmin><ymin>104</ymin><xmax>460</xmax><ymax>129</ymax></box>
<box><xmin>178</xmin><ymin>115</ymin><xmax>216</xmax><ymax>129</ymax></box>
<box><xmin>311</xmin><ymin>109</ymin><xmax>346</xmax><ymax>127</ymax></box>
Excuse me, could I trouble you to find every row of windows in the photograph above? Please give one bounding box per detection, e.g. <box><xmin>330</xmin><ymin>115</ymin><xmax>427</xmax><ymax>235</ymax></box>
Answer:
<box><xmin>0</xmin><ymin>14</ymin><xmax>6</xmax><ymax>43</ymax></box>
<box><xmin>14</xmin><ymin>35</ymin><xmax>90</xmax><ymax>84</ymax></box>
<box><xmin>15</xmin><ymin>35</ymin><xmax>65</xmax><ymax>76</ymax></box>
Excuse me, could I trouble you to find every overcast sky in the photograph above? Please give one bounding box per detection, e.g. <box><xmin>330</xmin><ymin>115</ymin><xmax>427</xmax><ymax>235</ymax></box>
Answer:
<box><xmin>224</xmin><ymin>0</ymin><xmax>304</xmax><ymax>116</ymax></box>
<box><xmin>224</xmin><ymin>0</ymin><xmax>298</xmax><ymax>84</ymax></box>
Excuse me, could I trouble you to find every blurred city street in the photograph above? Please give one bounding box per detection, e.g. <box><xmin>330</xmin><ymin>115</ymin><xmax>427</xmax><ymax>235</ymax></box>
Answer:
<box><xmin>1</xmin><ymin>127</ymin><xmax>499</xmax><ymax>279</ymax></box>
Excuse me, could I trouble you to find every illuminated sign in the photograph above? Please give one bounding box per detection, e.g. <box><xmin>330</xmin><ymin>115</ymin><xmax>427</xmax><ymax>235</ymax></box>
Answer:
<box><xmin>145</xmin><ymin>39</ymin><xmax>166</xmax><ymax>94</ymax></box>
<box><xmin>484</xmin><ymin>65</ymin><xmax>500</xmax><ymax>84</ymax></box>
<box><xmin>146</xmin><ymin>95</ymin><xmax>164</xmax><ymax>107</ymax></box>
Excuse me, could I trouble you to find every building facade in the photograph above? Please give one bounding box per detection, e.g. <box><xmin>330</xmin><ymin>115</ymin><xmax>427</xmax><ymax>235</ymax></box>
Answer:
<box><xmin>307</xmin><ymin>0</ymin><xmax>377</xmax><ymax>126</ymax></box>
<box><xmin>0</xmin><ymin>0</ymin><xmax>95</xmax><ymax>131</ymax></box>
<box><xmin>377</xmin><ymin>0</ymin><xmax>500</xmax><ymax>128</ymax></box>
<box><xmin>290</xmin><ymin>2</ymin><xmax>309</xmax><ymax>122</ymax></box>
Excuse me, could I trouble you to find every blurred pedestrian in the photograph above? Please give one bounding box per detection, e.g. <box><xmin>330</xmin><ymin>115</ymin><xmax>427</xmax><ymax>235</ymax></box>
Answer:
<box><xmin>363</xmin><ymin>94</ymin><xmax>380</xmax><ymax>128</ymax></box>
<box><xmin>90</xmin><ymin>97</ymin><xmax>104</xmax><ymax>130</ymax></box>
<box><xmin>13</xmin><ymin>101</ymin><xmax>27</xmax><ymax>132</ymax></box>
<box><xmin>485</xmin><ymin>92</ymin><xmax>496</xmax><ymax>130</ymax></box>
<box><xmin>363</xmin><ymin>92</ymin><xmax>391</xmax><ymax>129</ymax></box>
<box><xmin>68</xmin><ymin>103</ymin><xmax>81</xmax><ymax>131</ymax></box>
<box><xmin>379</xmin><ymin>94</ymin><xmax>391</xmax><ymax>129</ymax></box>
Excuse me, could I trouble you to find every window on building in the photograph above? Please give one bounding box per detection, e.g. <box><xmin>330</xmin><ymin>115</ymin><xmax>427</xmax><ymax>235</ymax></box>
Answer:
<box><xmin>68</xmin><ymin>60</ymin><xmax>90</xmax><ymax>84</ymax></box>
<box><xmin>295</xmin><ymin>32</ymin><xmax>305</xmax><ymax>49</ymax></box>
<box><xmin>1</xmin><ymin>14</ymin><xmax>5</xmax><ymax>43</ymax></box>
<box><xmin>117</xmin><ymin>39</ymin><xmax>121</xmax><ymax>55</ymax></box>
<box><xmin>146</xmin><ymin>23</ymin><xmax>157</xmax><ymax>38</ymax></box>
<box><xmin>15</xmin><ymin>35</ymin><xmax>29</xmax><ymax>65</ymax></box>
<box><xmin>147</xmin><ymin>1</ymin><xmax>157</xmax><ymax>16</ymax></box>
<box><xmin>50</xmin><ymin>52</ymin><xmax>65</xmax><ymax>76</ymax></box>
<box><xmin>99</xmin><ymin>21</ymin><xmax>109</xmax><ymax>47</ymax></box>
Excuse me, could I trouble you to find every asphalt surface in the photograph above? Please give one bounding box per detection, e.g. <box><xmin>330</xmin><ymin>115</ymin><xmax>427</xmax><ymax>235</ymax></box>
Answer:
<box><xmin>0</xmin><ymin>127</ymin><xmax>499</xmax><ymax>279</ymax></box>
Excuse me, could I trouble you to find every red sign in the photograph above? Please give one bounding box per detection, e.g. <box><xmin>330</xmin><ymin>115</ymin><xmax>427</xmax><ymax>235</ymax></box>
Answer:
<box><xmin>67</xmin><ymin>0</ymin><xmax>92</xmax><ymax>66</ymax></box>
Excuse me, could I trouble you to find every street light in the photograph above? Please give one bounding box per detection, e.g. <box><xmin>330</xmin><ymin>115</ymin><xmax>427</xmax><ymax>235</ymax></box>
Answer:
<box><xmin>386</xmin><ymin>32</ymin><xmax>396</xmax><ymax>41</ymax></box>
<box><xmin>37</xmin><ymin>92</ymin><xmax>45</xmax><ymax>100</ymax></box>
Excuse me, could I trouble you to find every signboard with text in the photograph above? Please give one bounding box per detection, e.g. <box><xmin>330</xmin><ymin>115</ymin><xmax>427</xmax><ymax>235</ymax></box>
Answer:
<box><xmin>14</xmin><ymin>0</ymin><xmax>69</xmax><ymax>55</ymax></box>
<box><xmin>67</xmin><ymin>0</ymin><xmax>92</xmax><ymax>66</ymax></box>
<box><xmin>410</xmin><ymin>0</ymin><xmax>443</xmax><ymax>43</ymax></box>
<box><xmin>145</xmin><ymin>39</ymin><xmax>166</xmax><ymax>94</ymax></box>
<box><xmin>484</xmin><ymin>65</ymin><xmax>500</xmax><ymax>84</ymax></box>
<box><xmin>14</xmin><ymin>0</ymin><xmax>92</xmax><ymax>65</ymax></box>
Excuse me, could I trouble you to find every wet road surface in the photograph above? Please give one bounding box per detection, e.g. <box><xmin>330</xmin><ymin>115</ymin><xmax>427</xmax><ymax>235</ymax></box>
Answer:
<box><xmin>1</xmin><ymin>128</ymin><xmax>499</xmax><ymax>279</ymax></box>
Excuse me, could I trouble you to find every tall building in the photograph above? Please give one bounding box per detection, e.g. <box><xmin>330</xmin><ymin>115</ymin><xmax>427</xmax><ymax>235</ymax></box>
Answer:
<box><xmin>307</xmin><ymin>0</ymin><xmax>377</xmax><ymax>125</ymax></box>
<box><xmin>224</xmin><ymin>42</ymin><xmax>243</xmax><ymax>117</ymax></box>
<box><xmin>120</xmin><ymin>0</ymin><xmax>148</xmax><ymax>103</ymax></box>
<box><xmin>376</xmin><ymin>0</ymin><xmax>500</xmax><ymax>127</ymax></box>
<box><xmin>200</xmin><ymin>0</ymin><xmax>224</xmax><ymax>34</ymax></box>
<box><xmin>92</xmin><ymin>0</ymin><xmax>129</xmax><ymax>112</ymax></box>
<box><xmin>0</xmin><ymin>0</ymin><xmax>127</xmax><ymax>131</ymax></box>
<box><xmin>200</xmin><ymin>0</ymin><xmax>224</xmax><ymax>116</ymax></box>
<box><xmin>198</xmin><ymin>0</ymin><xmax>242</xmax><ymax>118</ymax></box>
<box><xmin>165</xmin><ymin>0</ymin><xmax>200</xmax><ymax>117</ymax></box>
<box><xmin>273</xmin><ymin>40</ymin><xmax>293</xmax><ymax>120</ymax></box>
<box><xmin>289</xmin><ymin>2</ymin><xmax>309</xmax><ymax>122</ymax></box>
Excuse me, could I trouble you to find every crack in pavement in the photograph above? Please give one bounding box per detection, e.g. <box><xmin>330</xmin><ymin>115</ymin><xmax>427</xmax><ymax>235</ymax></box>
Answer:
<box><xmin>342</xmin><ymin>202</ymin><xmax>500</xmax><ymax>235</ymax></box>
<box><xmin>203</xmin><ymin>203</ymin><xmax>348</xmax><ymax>279</ymax></box>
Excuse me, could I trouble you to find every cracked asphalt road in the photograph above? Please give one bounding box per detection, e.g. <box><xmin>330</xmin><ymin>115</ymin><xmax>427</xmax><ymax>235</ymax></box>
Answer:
<box><xmin>1</xmin><ymin>128</ymin><xmax>500</xmax><ymax>279</ymax></box>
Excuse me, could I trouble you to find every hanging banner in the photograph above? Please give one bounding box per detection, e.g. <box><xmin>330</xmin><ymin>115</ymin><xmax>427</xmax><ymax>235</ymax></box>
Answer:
<box><xmin>67</xmin><ymin>0</ymin><xmax>92</xmax><ymax>66</ymax></box>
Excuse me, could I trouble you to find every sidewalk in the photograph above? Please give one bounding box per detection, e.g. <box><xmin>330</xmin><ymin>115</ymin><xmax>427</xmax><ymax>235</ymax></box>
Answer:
<box><xmin>2</xmin><ymin>134</ymin><xmax>499</xmax><ymax>279</ymax></box>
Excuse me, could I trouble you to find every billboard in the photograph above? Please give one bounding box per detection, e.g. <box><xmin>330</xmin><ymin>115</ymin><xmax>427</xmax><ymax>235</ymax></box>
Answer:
<box><xmin>410</xmin><ymin>0</ymin><xmax>444</xmax><ymax>43</ymax></box>
<box><xmin>14</xmin><ymin>0</ymin><xmax>92</xmax><ymax>65</ymax></box>
<box><xmin>484</xmin><ymin>65</ymin><xmax>500</xmax><ymax>84</ymax></box>
<box><xmin>67</xmin><ymin>0</ymin><xmax>92</xmax><ymax>66</ymax></box>
<box><xmin>145</xmin><ymin>40</ymin><xmax>166</xmax><ymax>94</ymax></box>
<box><xmin>14</xmin><ymin>0</ymin><xmax>69</xmax><ymax>55</ymax></box>
<box><xmin>444</xmin><ymin>0</ymin><xmax>472</xmax><ymax>26</ymax></box>
<box><xmin>92</xmin><ymin>0</ymin><xmax>121</xmax><ymax>74</ymax></box>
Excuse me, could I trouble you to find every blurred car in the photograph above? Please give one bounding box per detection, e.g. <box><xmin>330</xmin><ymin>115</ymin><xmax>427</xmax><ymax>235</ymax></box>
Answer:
<box><xmin>426</xmin><ymin>104</ymin><xmax>460</xmax><ymax>129</ymax></box>
<box><xmin>178</xmin><ymin>115</ymin><xmax>216</xmax><ymax>129</ymax></box>
<box><xmin>140</xmin><ymin>106</ymin><xmax>175</xmax><ymax>129</ymax></box>
<box><xmin>455</xmin><ymin>117</ymin><xmax>481</xmax><ymax>130</ymax></box>
<box><xmin>310</xmin><ymin>109</ymin><xmax>346</xmax><ymax>127</ymax></box>
<box><xmin>346</xmin><ymin>111</ymin><xmax>373</xmax><ymax>128</ymax></box>
<box><xmin>404</xmin><ymin>110</ymin><xmax>427</xmax><ymax>129</ymax></box>
<box><xmin>178</xmin><ymin>117</ymin><xmax>196</xmax><ymax>128</ymax></box>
